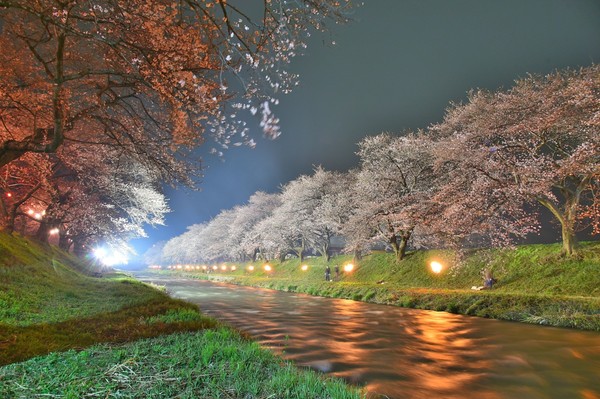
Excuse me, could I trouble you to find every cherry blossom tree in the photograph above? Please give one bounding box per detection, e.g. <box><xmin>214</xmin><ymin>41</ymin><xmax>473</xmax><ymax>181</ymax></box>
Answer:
<box><xmin>0</xmin><ymin>0</ymin><xmax>354</xmax><ymax>176</ymax></box>
<box><xmin>347</xmin><ymin>132</ymin><xmax>437</xmax><ymax>261</ymax></box>
<box><xmin>233</xmin><ymin>191</ymin><xmax>281</xmax><ymax>261</ymax></box>
<box><xmin>431</xmin><ymin>65</ymin><xmax>599</xmax><ymax>255</ymax></box>
<box><xmin>294</xmin><ymin>166</ymin><xmax>351</xmax><ymax>261</ymax></box>
<box><xmin>0</xmin><ymin>154</ymin><xmax>50</xmax><ymax>233</ymax></box>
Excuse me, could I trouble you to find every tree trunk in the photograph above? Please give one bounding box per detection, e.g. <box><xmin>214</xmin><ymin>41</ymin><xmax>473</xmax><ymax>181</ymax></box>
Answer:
<box><xmin>35</xmin><ymin>220</ymin><xmax>50</xmax><ymax>243</ymax></box>
<box><xmin>317</xmin><ymin>242</ymin><xmax>330</xmax><ymax>262</ymax></box>
<box><xmin>397</xmin><ymin>231</ymin><xmax>411</xmax><ymax>261</ymax></box>
<box><xmin>538</xmin><ymin>193</ymin><xmax>580</xmax><ymax>256</ymax></box>
<box><xmin>59</xmin><ymin>233</ymin><xmax>70</xmax><ymax>250</ymax></box>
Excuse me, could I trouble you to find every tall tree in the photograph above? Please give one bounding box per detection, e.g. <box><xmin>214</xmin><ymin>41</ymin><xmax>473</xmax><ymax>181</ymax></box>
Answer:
<box><xmin>0</xmin><ymin>0</ymin><xmax>353</xmax><ymax>173</ymax></box>
<box><xmin>432</xmin><ymin>65</ymin><xmax>599</xmax><ymax>255</ymax></box>
<box><xmin>349</xmin><ymin>132</ymin><xmax>437</xmax><ymax>261</ymax></box>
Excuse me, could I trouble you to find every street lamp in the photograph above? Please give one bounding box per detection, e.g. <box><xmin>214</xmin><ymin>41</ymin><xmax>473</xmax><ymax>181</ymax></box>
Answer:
<box><xmin>430</xmin><ymin>261</ymin><xmax>443</xmax><ymax>274</ymax></box>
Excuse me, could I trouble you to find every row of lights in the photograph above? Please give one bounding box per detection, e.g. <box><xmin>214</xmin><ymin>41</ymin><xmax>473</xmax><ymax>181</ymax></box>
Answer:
<box><xmin>164</xmin><ymin>263</ymin><xmax>357</xmax><ymax>273</ymax></box>
<box><xmin>162</xmin><ymin>261</ymin><xmax>445</xmax><ymax>274</ymax></box>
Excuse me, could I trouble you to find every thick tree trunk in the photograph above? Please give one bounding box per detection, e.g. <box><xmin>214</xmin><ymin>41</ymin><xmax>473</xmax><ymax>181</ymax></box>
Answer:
<box><xmin>35</xmin><ymin>221</ymin><xmax>50</xmax><ymax>243</ymax></box>
<box><xmin>59</xmin><ymin>233</ymin><xmax>70</xmax><ymax>250</ymax></box>
<box><xmin>397</xmin><ymin>231</ymin><xmax>411</xmax><ymax>261</ymax></box>
<box><xmin>390</xmin><ymin>230</ymin><xmax>412</xmax><ymax>261</ymax></box>
<box><xmin>538</xmin><ymin>193</ymin><xmax>580</xmax><ymax>256</ymax></box>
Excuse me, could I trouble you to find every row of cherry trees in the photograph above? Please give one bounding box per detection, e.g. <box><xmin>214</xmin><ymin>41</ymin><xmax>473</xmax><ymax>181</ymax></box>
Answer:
<box><xmin>154</xmin><ymin>65</ymin><xmax>599</xmax><ymax>265</ymax></box>
<box><xmin>0</xmin><ymin>0</ymin><xmax>354</xmax><ymax>252</ymax></box>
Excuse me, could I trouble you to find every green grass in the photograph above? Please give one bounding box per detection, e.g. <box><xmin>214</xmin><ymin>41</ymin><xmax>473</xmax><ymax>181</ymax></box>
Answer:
<box><xmin>0</xmin><ymin>232</ymin><xmax>363</xmax><ymax>398</ymax></box>
<box><xmin>175</xmin><ymin>241</ymin><xmax>600</xmax><ymax>330</ymax></box>
<box><xmin>0</xmin><ymin>329</ymin><xmax>362</xmax><ymax>399</ymax></box>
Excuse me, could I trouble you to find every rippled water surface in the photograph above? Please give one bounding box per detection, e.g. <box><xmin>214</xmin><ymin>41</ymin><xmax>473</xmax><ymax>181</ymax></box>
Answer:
<box><xmin>136</xmin><ymin>273</ymin><xmax>600</xmax><ymax>399</ymax></box>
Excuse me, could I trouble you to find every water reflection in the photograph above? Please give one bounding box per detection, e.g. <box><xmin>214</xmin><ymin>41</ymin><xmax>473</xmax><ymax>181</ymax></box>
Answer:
<box><xmin>136</xmin><ymin>273</ymin><xmax>600</xmax><ymax>399</ymax></box>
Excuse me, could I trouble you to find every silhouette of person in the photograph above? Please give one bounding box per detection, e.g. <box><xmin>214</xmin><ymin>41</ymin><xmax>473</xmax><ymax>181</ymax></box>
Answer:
<box><xmin>325</xmin><ymin>265</ymin><xmax>331</xmax><ymax>281</ymax></box>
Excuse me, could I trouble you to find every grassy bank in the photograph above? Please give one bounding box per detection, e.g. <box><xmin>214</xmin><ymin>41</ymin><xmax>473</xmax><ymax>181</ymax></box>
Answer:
<box><xmin>173</xmin><ymin>242</ymin><xmax>600</xmax><ymax>331</ymax></box>
<box><xmin>0</xmin><ymin>233</ymin><xmax>363</xmax><ymax>398</ymax></box>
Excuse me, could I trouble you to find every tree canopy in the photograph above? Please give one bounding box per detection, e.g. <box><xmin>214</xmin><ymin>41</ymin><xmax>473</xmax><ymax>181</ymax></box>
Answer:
<box><xmin>155</xmin><ymin>65</ymin><xmax>599</xmax><ymax>265</ymax></box>
<box><xmin>0</xmin><ymin>0</ymin><xmax>354</xmax><ymax>250</ymax></box>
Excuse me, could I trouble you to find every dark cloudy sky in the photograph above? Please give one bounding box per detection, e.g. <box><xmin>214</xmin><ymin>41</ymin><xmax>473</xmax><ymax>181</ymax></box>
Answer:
<box><xmin>132</xmin><ymin>0</ymin><xmax>600</xmax><ymax>255</ymax></box>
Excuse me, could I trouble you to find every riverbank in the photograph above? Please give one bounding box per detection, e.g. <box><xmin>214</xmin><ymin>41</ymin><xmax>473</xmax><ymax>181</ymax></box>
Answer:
<box><xmin>169</xmin><ymin>242</ymin><xmax>600</xmax><ymax>331</ymax></box>
<box><xmin>0</xmin><ymin>233</ymin><xmax>363</xmax><ymax>398</ymax></box>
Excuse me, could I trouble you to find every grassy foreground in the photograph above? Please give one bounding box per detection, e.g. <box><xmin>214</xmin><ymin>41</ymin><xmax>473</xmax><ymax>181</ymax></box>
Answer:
<box><xmin>176</xmin><ymin>241</ymin><xmax>600</xmax><ymax>331</ymax></box>
<box><xmin>0</xmin><ymin>233</ymin><xmax>363</xmax><ymax>398</ymax></box>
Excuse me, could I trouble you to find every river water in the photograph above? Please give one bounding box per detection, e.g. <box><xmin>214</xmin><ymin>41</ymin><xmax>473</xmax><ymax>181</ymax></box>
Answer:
<box><xmin>135</xmin><ymin>273</ymin><xmax>600</xmax><ymax>399</ymax></box>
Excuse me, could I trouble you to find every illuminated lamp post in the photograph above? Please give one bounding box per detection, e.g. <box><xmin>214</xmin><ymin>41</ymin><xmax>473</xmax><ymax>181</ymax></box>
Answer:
<box><xmin>264</xmin><ymin>264</ymin><xmax>272</xmax><ymax>277</ymax></box>
<box><xmin>430</xmin><ymin>261</ymin><xmax>443</xmax><ymax>274</ymax></box>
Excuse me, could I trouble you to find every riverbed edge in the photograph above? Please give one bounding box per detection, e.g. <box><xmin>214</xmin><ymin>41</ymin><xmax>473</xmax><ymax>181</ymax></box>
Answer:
<box><xmin>177</xmin><ymin>274</ymin><xmax>600</xmax><ymax>332</ymax></box>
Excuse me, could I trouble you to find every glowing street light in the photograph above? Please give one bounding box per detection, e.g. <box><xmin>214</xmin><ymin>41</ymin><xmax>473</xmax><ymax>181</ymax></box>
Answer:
<box><xmin>221</xmin><ymin>265</ymin><xmax>227</xmax><ymax>271</ymax></box>
<box><xmin>247</xmin><ymin>265</ymin><xmax>255</xmax><ymax>272</ymax></box>
<box><xmin>212</xmin><ymin>265</ymin><xmax>218</xmax><ymax>271</ymax></box>
<box><xmin>430</xmin><ymin>261</ymin><xmax>443</xmax><ymax>274</ymax></box>
<box><xmin>301</xmin><ymin>264</ymin><xmax>308</xmax><ymax>271</ymax></box>
<box><xmin>49</xmin><ymin>228</ymin><xmax>59</xmax><ymax>235</ymax></box>
<box><xmin>264</xmin><ymin>264</ymin><xmax>272</xmax><ymax>272</ymax></box>
<box><xmin>343</xmin><ymin>263</ymin><xmax>354</xmax><ymax>273</ymax></box>
<box><xmin>230</xmin><ymin>265</ymin><xmax>237</xmax><ymax>271</ymax></box>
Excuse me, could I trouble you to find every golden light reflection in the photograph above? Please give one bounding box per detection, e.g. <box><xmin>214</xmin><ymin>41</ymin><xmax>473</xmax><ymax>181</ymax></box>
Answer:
<box><xmin>247</xmin><ymin>265</ymin><xmax>255</xmax><ymax>271</ymax></box>
<box><xmin>264</xmin><ymin>264</ymin><xmax>272</xmax><ymax>272</ymax></box>
<box><xmin>301</xmin><ymin>264</ymin><xmax>308</xmax><ymax>271</ymax></box>
<box><xmin>231</xmin><ymin>265</ymin><xmax>237</xmax><ymax>271</ymax></box>
<box><xmin>343</xmin><ymin>263</ymin><xmax>354</xmax><ymax>273</ymax></box>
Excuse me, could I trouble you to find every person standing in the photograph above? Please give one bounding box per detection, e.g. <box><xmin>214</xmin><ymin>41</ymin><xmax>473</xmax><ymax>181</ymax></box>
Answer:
<box><xmin>325</xmin><ymin>265</ymin><xmax>331</xmax><ymax>281</ymax></box>
<box><xmin>334</xmin><ymin>264</ymin><xmax>340</xmax><ymax>281</ymax></box>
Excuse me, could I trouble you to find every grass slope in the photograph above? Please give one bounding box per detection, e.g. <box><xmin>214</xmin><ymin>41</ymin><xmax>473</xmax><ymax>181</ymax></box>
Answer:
<box><xmin>0</xmin><ymin>233</ymin><xmax>362</xmax><ymax>398</ymax></box>
<box><xmin>177</xmin><ymin>242</ymin><xmax>600</xmax><ymax>330</ymax></box>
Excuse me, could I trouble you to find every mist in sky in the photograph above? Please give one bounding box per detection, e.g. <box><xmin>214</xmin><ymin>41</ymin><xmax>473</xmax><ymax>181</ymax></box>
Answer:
<box><xmin>131</xmin><ymin>0</ymin><xmax>600</xmax><ymax>255</ymax></box>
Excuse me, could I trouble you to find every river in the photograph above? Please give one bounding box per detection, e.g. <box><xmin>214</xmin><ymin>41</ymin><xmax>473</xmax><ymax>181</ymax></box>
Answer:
<box><xmin>135</xmin><ymin>273</ymin><xmax>600</xmax><ymax>399</ymax></box>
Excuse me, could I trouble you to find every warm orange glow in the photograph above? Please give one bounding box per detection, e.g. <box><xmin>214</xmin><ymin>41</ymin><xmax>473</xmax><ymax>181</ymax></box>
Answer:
<box><xmin>264</xmin><ymin>264</ymin><xmax>272</xmax><ymax>272</ymax></box>
<box><xmin>212</xmin><ymin>265</ymin><xmax>218</xmax><ymax>270</ymax></box>
<box><xmin>430</xmin><ymin>261</ymin><xmax>443</xmax><ymax>274</ymax></box>
<box><xmin>6</xmin><ymin>193</ymin><xmax>11</xmax><ymax>197</ymax></box>
<box><xmin>221</xmin><ymin>265</ymin><xmax>227</xmax><ymax>271</ymax></box>
<box><xmin>27</xmin><ymin>209</ymin><xmax>34</xmax><ymax>215</ymax></box>
<box><xmin>202</xmin><ymin>265</ymin><xmax>207</xmax><ymax>270</ymax></box>
<box><xmin>248</xmin><ymin>265</ymin><xmax>255</xmax><ymax>271</ymax></box>
<box><xmin>343</xmin><ymin>263</ymin><xmax>354</xmax><ymax>273</ymax></box>
<box><xmin>231</xmin><ymin>265</ymin><xmax>236</xmax><ymax>271</ymax></box>
<box><xmin>49</xmin><ymin>228</ymin><xmax>59</xmax><ymax>235</ymax></box>
<box><xmin>301</xmin><ymin>264</ymin><xmax>308</xmax><ymax>271</ymax></box>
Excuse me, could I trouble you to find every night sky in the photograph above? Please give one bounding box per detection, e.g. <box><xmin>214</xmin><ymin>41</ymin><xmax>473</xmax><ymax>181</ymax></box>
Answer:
<box><xmin>131</xmin><ymin>0</ymin><xmax>600</xmax><ymax>256</ymax></box>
